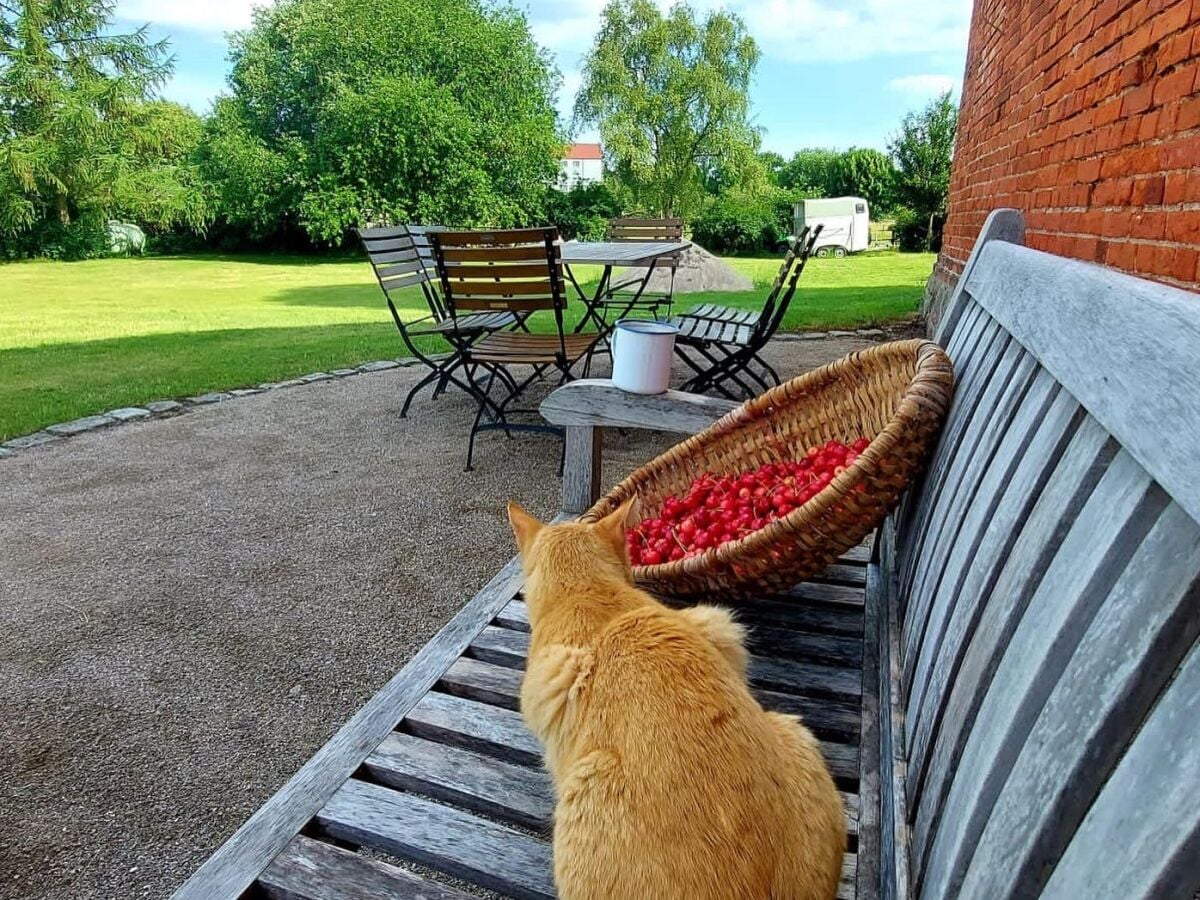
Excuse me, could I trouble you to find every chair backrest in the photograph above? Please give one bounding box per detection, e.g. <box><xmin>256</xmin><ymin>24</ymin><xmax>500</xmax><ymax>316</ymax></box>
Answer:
<box><xmin>430</xmin><ymin>226</ymin><xmax>566</xmax><ymax>318</ymax></box>
<box><xmin>403</xmin><ymin>224</ymin><xmax>447</xmax><ymax>317</ymax></box>
<box><xmin>752</xmin><ymin>224</ymin><xmax>821</xmax><ymax>343</ymax></box>
<box><xmin>881</xmin><ymin>209</ymin><xmax>1200</xmax><ymax>900</ymax></box>
<box><xmin>357</xmin><ymin>226</ymin><xmax>441</xmax><ymax>322</ymax></box>
<box><xmin>606</xmin><ymin>217</ymin><xmax>685</xmax><ymax>243</ymax></box>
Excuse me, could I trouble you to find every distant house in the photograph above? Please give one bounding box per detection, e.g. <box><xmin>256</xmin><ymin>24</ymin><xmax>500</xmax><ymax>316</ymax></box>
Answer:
<box><xmin>558</xmin><ymin>143</ymin><xmax>603</xmax><ymax>190</ymax></box>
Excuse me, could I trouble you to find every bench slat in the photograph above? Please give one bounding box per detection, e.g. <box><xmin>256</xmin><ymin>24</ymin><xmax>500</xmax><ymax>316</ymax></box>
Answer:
<box><xmin>317</xmin><ymin>779</ymin><xmax>556</xmax><ymax>900</ymax></box>
<box><xmin>905</xmin><ymin>384</ymin><xmax>1081</xmax><ymax>791</ymax></box>
<box><xmin>496</xmin><ymin>600</ymin><xmax>862</xmax><ymax>666</ymax></box>
<box><xmin>968</xmin><ymin>240</ymin><xmax>1200</xmax><ymax>527</ymax></box>
<box><xmin>471</xmin><ymin>624</ymin><xmax>863</xmax><ymax>702</ymax></box>
<box><xmin>917</xmin><ymin>450</ymin><xmax>1160</xmax><ymax>898</ymax></box>
<box><xmin>258</xmin><ymin>834</ymin><xmax>472</xmax><ymax>899</ymax></box>
<box><xmin>365</xmin><ymin>732</ymin><xmax>553</xmax><ymax>833</ymax></box>
<box><xmin>898</xmin><ymin>307</ymin><xmax>1006</xmax><ymax>596</ymax></box>
<box><xmin>1040</xmin><ymin>639</ymin><xmax>1200</xmax><ymax>900</ymax></box>
<box><xmin>909</xmin><ymin>415</ymin><xmax>1114</xmax><ymax>872</ymax></box>
<box><xmin>902</xmin><ymin>357</ymin><xmax>1049</xmax><ymax>724</ymax></box>
<box><xmin>959</xmin><ymin>502</ymin><xmax>1200</xmax><ymax>898</ymax></box>
<box><xmin>902</xmin><ymin>340</ymin><xmax>1037</xmax><ymax>688</ymax></box>
<box><xmin>404</xmin><ymin>690</ymin><xmax>543</xmax><ymax>766</ymax></box>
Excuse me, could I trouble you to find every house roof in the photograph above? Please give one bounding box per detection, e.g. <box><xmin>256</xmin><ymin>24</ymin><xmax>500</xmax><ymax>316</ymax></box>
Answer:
<box><xmin>564</xmin><ymin>143</ymin><xmax>603</xmax><ymax>160</ymax></box>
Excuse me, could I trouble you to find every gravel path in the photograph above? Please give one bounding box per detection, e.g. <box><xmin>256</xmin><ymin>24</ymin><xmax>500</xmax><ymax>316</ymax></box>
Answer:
<box><xmin>0</xmin><ymin>337</ymin><xmax>871</xmax><ymax>900</ymax></box>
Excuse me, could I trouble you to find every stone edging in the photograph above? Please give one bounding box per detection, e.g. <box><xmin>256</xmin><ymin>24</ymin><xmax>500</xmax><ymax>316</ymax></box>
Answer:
<box><xmin>0</xmin><ymin>325</ymin><xmax>909</xmax><ymax>461</ymax></box>
<box><xmin>0</xmin><ymin>356</ymin><xmax>431</xmax><ymax>461</ymax></box>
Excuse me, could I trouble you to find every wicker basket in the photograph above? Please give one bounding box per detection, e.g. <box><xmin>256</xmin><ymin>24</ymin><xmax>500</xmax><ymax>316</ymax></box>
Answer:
<box><xmin>583</xmin><ymin>339</ymin><xmax>954</xmax><ymax>598</ymax></box>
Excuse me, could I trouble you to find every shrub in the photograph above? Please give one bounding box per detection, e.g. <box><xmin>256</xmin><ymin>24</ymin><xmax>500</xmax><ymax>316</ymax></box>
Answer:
<box><xmin>893</xmin><ymin>206</ymin><xmax>945</xmax><ymax>252</ymax></box>
<box><xmin>692</xmin><ymin>186</ymin><xmax>798</xmax><ymax>255</ymax></box>
<box><xmin>0</xmin><ymin>214</ymin><xmax>110</xmax><ymax>261</ymax></box>
<box><xmin>546</xmin><ymin>182</ymin><xmax>622</xmax><ymax>241</ymax></box>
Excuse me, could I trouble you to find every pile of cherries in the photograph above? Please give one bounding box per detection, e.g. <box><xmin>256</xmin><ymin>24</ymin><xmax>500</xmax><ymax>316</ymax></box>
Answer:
<box><xmin>626</xmin><ymin>437</ymin><xmax>872</xmax><ymax>567</ymax></box>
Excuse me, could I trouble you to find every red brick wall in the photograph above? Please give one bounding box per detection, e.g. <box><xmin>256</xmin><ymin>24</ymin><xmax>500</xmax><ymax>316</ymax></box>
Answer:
<box><xmin>930</xmin><ymin>0</ymin><xmax>1200</xmax><ymax>310</ymax></box>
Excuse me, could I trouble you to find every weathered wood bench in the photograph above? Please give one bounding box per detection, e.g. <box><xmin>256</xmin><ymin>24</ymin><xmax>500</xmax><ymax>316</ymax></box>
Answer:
<box><xmin>173</xmin><ymin>209</ymin><xmax>1200</xmax><ymax>900</ymax></box>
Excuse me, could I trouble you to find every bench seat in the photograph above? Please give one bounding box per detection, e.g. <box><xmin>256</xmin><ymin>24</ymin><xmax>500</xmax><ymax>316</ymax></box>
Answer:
<box><xmin>177</xmin><ymin>548</ymin><xmax>882</xmax><ymax>900</ymax></box>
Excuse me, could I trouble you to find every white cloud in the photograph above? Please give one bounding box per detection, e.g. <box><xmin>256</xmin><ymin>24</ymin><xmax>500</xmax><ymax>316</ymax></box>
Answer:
<box><xmin>735</xmin><ymin>0</ymin><xmax>971</xmax><ymax>62</ymax></box>
<box><xmin>525</xmin><ymin>0</ymin><xmax>970</xmax><ymax>63</ymax></box>
<box><xmin>888</xmin><ymin>73</ymin><xmax>958</xmax><ymax>96</ymax></box>
<box><xmin>116</xmin><ymin>0</ymin><xmax>269</xmax><ymax>32</ymax></box>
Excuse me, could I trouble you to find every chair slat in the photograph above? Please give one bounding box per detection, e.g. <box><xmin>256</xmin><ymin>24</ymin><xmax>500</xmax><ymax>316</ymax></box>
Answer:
<box><xmin>317</xmin><ymin>779</ymin><xmax>555</xmax><ymax>900</ymax></box>
<box><xmin>440</xmin><ymin>245</ymin><xmax>562</xmax><ymax>262</ymax></box>
<box><xmin>441</xmin><ymin>262</ymin><xmax>563</xmax><ymax>280</ymax></box>
<box><xmin>356</xmin><ymin>225</ymin><xmax>410</xmax><ymax>240</ymax></box>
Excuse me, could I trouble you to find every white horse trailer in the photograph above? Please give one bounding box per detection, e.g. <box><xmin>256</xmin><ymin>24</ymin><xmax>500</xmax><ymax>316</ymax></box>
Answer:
<box><xmin>794</xmin><ymin>197</ymin><xmax>870</xmax><ymax>257</ymax></box>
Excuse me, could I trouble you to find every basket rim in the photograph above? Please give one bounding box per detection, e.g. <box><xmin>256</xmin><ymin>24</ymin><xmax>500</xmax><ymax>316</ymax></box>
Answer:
<box><xmin>589</xmin><ymin>339</ymin><xmax>954</xmax><ymax>579</ymax></box>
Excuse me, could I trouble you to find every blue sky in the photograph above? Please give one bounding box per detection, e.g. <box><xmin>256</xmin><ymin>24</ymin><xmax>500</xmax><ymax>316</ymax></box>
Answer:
<box><xmin>113</xmin><ymin>0</ymin><xmax>972</xmax><ymax>155</ymax></box>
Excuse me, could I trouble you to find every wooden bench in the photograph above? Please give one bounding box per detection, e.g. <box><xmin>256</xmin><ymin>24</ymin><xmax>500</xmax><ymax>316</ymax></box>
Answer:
<box><xmin>173</xmin><ymin>209</ymin><xmax>1200</xmax><ymax>899</ymax></box>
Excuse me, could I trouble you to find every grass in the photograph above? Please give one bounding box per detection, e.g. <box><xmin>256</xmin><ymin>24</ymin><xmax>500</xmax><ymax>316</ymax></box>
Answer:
<box><xmin>0</xmin><ymin>251</ymin><xmax>933</xmax><ymax>441</ymax></box>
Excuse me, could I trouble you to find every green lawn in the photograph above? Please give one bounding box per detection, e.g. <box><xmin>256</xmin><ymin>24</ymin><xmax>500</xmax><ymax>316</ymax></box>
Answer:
<box><xmin>0</xmin><ymin>251</ymin><xmax>932</xmax><ymax>441</ymax></box>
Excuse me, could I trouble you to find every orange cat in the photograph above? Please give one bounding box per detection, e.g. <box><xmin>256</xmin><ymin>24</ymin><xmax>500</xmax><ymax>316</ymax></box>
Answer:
<box><xmin>508</xmin><ymin>498</ymin><xmax>846</xmax><ymax>900</ymax></box>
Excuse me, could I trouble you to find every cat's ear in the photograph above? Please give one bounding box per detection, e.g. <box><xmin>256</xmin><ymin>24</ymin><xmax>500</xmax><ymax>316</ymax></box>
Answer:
<box><xmin>595</xmin><ymin>495</ymin><xmax>636</xmax><ymax>554</ymax></box>
<box><xmin>508</xmin><ymin>501</ymin><xmax>544</xmax><ymax>555</ymax></box>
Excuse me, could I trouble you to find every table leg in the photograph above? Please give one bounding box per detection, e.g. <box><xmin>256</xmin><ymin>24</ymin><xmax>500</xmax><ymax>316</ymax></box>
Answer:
<box><xmin>566</xmin><ymin>263</ymin><xmax>613</xmax><ymax>334</ymax></box>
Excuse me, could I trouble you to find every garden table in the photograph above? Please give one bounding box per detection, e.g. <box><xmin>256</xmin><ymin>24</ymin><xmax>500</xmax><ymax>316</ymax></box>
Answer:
<box><xmin>560</xmin><ymin>239</ymin><xmax>690</xmax><ymax>333</ymax></box>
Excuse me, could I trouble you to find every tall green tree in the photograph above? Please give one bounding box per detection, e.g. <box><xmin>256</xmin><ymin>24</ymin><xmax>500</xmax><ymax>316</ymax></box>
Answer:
<box><xmin>205</xmin><ymin>0</ymin><xmax>561</xmax><ymax>244</ymax></box>
<box><xmin>0</xmin><ymin>0</ymin><xmax>204</xmax><ymax>244</ymax></box>
<box><xmin>574</xmin><ymin>0</ymin><xmax>761</xmax><ymax>219</ymax></box>
<box><xmin>889</xmin><ymin>91</ymin><xmax>958</xmax><ymax>250</ymax></box>
<box><xmin>778</xmin><ymin>148</ymin><xmax>840</xmax><ymax>196</ymax></box>
<box><xmin>830</xmin><ymin>147</ymin><xmax>896</xmax><ymax>213</ymax></box>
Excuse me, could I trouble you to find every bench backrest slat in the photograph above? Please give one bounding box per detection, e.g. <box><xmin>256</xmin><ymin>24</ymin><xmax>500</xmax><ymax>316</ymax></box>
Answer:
<box><xmin>890</xmin><ymin>210</ymin><xmax>1200</xmax><ymax>900</ymax></box>
<box><xmin>1040</xmin><ymin>638</ymin><xmax>1200</xmax><ymax>899</ymax></box>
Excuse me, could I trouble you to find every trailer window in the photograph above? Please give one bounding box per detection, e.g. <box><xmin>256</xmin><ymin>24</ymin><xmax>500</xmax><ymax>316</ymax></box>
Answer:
<box><xmin>855</xmin><ymin>203</ymin><xmax>866</xmax><ymax>214</ymax></box>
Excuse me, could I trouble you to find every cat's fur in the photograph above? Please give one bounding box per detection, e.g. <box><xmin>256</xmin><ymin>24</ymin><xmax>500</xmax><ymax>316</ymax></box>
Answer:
<box><xmin>509</xmin><ymin>498</ymin><xmax>846</xmax><ymax>900</ymax></box>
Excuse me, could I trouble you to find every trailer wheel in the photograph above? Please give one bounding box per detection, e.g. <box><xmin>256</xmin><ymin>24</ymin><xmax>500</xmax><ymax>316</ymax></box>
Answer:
<box><xmin>815</xmin><ymin>246</ymin><xmax>832</xmax><ymax>259</ymax></box>
<box><xmin>833</xmin><ymin>246</ymin><xmax>847</xmax><ymax>258</ymax></box>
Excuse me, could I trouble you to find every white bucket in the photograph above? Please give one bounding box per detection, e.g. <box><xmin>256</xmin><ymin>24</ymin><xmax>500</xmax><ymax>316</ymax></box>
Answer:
<box><xmin>611</xmin><ymin>319</ymin><xmax>678</xmax><ymax>395</ymax></box>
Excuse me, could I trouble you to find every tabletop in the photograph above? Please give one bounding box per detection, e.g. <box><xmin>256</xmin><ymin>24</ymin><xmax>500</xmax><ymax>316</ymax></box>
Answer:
<box><xmin>560</xmin><ymin>240</ymin><xmax>690</xmax><ymax>267</ymax></box>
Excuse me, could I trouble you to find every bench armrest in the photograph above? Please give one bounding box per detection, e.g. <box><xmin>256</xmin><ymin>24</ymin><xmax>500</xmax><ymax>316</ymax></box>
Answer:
<box><xmin>540</xmin><ymin>379</ymin><xmax>739</xmax><ymax>515</ymax></box>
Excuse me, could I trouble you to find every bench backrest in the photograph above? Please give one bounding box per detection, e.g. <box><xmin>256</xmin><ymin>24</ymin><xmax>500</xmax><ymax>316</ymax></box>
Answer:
<box><xmin>883</xmin><ymin>210</ymin><xmax>1200</xmax><ymax>900</ymax></box>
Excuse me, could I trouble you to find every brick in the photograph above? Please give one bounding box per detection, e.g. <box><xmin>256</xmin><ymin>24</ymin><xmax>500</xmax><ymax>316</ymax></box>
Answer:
<box><xmin>1176</xmin><ymin>210</ymin><xmax>1200</xmax><ymax>242</ymax></box>
<box><xmin>1172</xmin><ymin>248</ymin><xmax>1200</xmax><ymax>282</ymax></box>
<box><xmin>1130</xmin><ymin>210</ymin><xmax>1168</xmax><ymax>239</ymax></box>
<box><xmin>1120</xmin><ymin>82</ymin><xmax>1155</xmax><ymax>115</ymax></box>
<box><xmin>1177</xmin><ymin>94</ymin><xmax>1200</xmax><ymax>130</ymax></box>
<box><xmin>1149</xmin><ymin>0</ymin><xmax>1194</xmax><ymax>43</ymax></box>
<box><xmin>1131</xmin><ymin>174</ymin><xmax>1167</xmax><ymax>204</ymax></box>
<box><xmin>1152</xmin><ymin>63</ymin><xmax>1196</xmax><ymax>106</ymax></box>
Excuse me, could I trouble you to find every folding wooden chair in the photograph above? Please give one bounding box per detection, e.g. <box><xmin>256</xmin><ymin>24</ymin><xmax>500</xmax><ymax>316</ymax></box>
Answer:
<box><xmin>597</xmin><ymin>217</ymin><xmax>685</xmax><ymax>321</ymax></box>
<box><xmin>670</xmin><ymin>227</ymin><xmax>821</xmax><ymax>400</ymax></box>
<box><xmin>357</xmin><ymin>227</ymin><xmax>516</xmax><ymax>418</ymax></box>
<box><xmin>677</xmin><ymin>226</ymin><xmax>817</xmax><ymax>329</ymax></box>
<box><xmin>429</xmin><ymin>227</ymin><xmax>603</xmax><ymax>470</ymax></box>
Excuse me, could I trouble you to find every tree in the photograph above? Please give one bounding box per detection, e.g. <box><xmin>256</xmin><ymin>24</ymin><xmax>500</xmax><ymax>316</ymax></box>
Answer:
<box><xmin>0</xmin><ymin>0</ymin><xmax>204</xmax><ymax>248</ymax></box>
<box><xmin>204</xmin><ymin>0</ymin><xmax>561</xmax><ymax>245</ymax></box>
<box><xmin>889</xmin><ymin>92</ymin><xmax>958</xmax><ymax>250</ymax></box>
<box><xmin>778</xmin><ymin>148</ymin><xmax>840</xmax><ymax>196</ymax></box>
<box><xmin>574</xmin><ymin>0</ymin><xmax>761</xmax><ymax>219</ymax></box>
<box><xmin>758</xmin><ymin>150</ymin><xmax>786</xmax><ymax>185</ymax></box>
<box><xmin>829</xmin><ymin>147</ymin><xmax>896</xmax><ymax>214</ymax></box>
